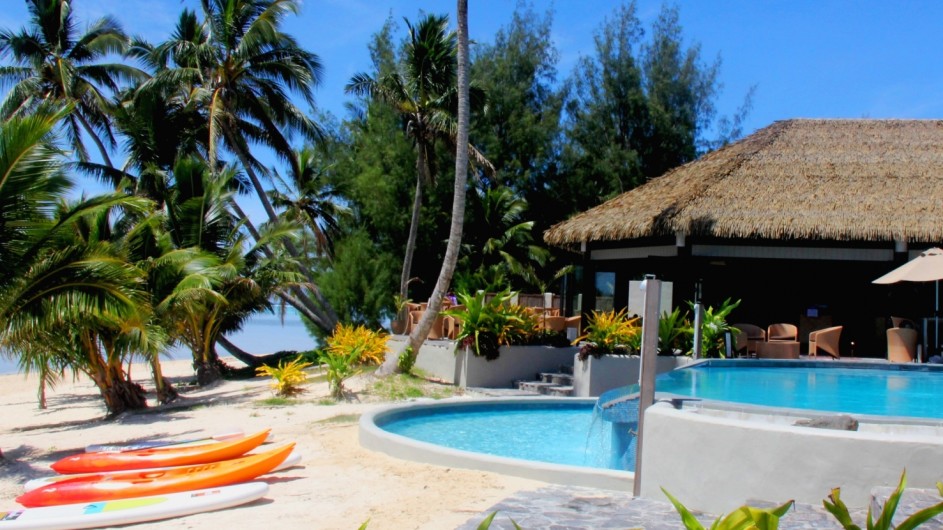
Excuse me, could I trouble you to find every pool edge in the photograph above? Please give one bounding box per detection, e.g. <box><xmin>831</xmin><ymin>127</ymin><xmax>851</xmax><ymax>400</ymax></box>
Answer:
<box><xmin>359</xmin><ymin>397</ymin><xmax>635</xmax><ymax>491</ymax></box>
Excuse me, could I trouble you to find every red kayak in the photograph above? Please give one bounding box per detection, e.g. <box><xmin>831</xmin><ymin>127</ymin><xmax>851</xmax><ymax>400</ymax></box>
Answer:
<box><xmin>50</xmin><ymin>429</ymin><xmax>271</xmax><ymax>474</ymax></box>
<box><xmin>17</xmin><ymin>443</ymin><xmax>294</xmax><ymax>507</ymax></box>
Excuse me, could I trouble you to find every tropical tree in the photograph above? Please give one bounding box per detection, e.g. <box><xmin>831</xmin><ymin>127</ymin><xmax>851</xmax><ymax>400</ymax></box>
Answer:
<box><xmin>399</xmin><ymin>0</ymin><xmax>473</xmax><ymax>371</ymax></box>
<box><xmin>456</xmin><ymin>186</ymin><xmax>549</xmax><ymax>292</ymax></box>
<box><xmin>346</xmin><ymin>13</ymin><xmax>492</xmax><ymax>304</ymax></box>
<box><xmin>0</xmin><ymin>0</ymin><xmax>144</xmax><ymax>166</ymax></box>
<box><xmin>141</xmin><ymin>156</ymin><xmax>306</xmax><ymax>384</ymax></box>
<box><xmin>470</xmin><ymin>1</ymin><xmax>564</xmax><ymax>230</ymax></box>
<box><xmin>0</xmin><ymin>107</ymin><xmax>160</xmax><ymax>415</ymax></box>
<box><xmin>145</xmin><ymin>0</ymin><xmax>338</xmax><ymax>334</ymax></box>
<box><xmin>268</xmin><ymin>145</ymin><xmax>347</xmax><ymax>260</ymax></box>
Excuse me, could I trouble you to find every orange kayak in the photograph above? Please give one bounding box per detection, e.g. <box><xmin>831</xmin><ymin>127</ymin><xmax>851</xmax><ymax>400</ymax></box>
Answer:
<box><xmin>17</xmin><ymin>443</ymin><xmax>294</xmax><ymax>507</ymax></box>
<box><xmin>50</xmin><ymin>429</ymin><xmax>271</xmax><ymax>474</ymax></box>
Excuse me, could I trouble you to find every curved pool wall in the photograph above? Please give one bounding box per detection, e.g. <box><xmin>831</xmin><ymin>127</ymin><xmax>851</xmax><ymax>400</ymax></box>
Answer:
<box><xmin>639</xmin><ymin>401</ymin><xmax>943</xmax><ymax>514</ymax></box>
<box><xmin>359</xmin><ymin>397</ymin><xmax>634</xmax><ymax>490</ymax></box>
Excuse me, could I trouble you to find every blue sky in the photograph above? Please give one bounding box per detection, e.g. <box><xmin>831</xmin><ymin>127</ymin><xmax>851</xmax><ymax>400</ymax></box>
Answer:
<box><xmin>5</xmin><ymin>0</ymin><xmax>943</xmax><ymax>138</ymax></box>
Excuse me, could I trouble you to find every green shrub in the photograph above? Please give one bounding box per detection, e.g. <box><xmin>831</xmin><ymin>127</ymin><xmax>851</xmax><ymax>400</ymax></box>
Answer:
<box><xmin>573</xmin><ymin>308</ymin><xmax>640</xmax><ymax>360</ymax></box>
<box><xmin>255</xmin><ymin>357</ymin><xmax>312</xmax><ymax>397</ymax></box>
<box><xmin>317</xmin><ymin>347</ymin><xmax>361</xmax><ymax>400</ymax></box>
<box><xmin>684</xmin><ymin>298</ymin><xmax>741</xmax><ymax>357</ymax></box>
<box><xmin>397</xmin><ymin>346</ymin><xmax>416</xmax><ymax>374</ymax></box>
<box><xmin>326</xmin><ymin>323</ymin><xmax>389</xmax><ymax>365</ymax></box>
<box><xmin>445</xmin><ymin>289</ymin><xmax>532</xmax><ymax>360</ymax></box>
<box><xmin>659</xmin><ymin>307</ymin><xmax>691</xmax><ymax>355</ymax></box>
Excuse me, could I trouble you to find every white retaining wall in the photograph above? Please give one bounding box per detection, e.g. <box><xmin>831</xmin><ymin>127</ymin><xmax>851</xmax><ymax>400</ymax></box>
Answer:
<box><xmin>572</xmin><ymin>355</ymin><xmax>695</xmax><ymax>397</ymax></box>
<box><xmin>638</xmin><ymin>403</ymin><xmax>943</xmax><ymax>513</ymax></box>
<box><xmin>412</xmin><ymin>340</ymin><xmax>578</xmax><ymax>388</ymax></box>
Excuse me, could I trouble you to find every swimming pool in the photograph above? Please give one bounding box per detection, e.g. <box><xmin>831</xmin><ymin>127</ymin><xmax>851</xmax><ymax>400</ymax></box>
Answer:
<box><xmin>603</xmin><ymin>360</ymin><xmax>943</xmax><ymax>420</ymax></box>
<box><xmin>366</xmin><ymin>360</ymin><xmax>943</xmax><ymax>482</ymax></box>
<box><xmin>376</xmin><ymin>402</ymin><xmax>619</xmax><ymax>470</ymax></box>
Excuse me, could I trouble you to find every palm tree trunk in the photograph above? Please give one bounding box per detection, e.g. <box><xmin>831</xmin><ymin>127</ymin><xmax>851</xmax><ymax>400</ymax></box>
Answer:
<box><xmin>399</xmin><ymin>155</ymin><xmax>425</xmax><ymax>300</ymax></box>
<box><xmin>217</xmin><ymin>335</ymin><xmax>299</xmax><ymax>368</ymax></box>
<box><xmin>228</xmin><ymin>199</ymin><xmax>337</xmax><ymax>331</ymax></box>
<box><xmin>75</xmin><ymin>112</ymin><xmax>114</xmax><ymax>168</ymax></box>
<box><xmin>223</xmin><ymin>137</ymin><xmax>339</xmax><ymax>328</ymax></box>
<box><xmin>397</xmin><ymin>1</ymin><xmax>472</xmax><ymax>373</ymax></box>
<box><xmin>150</xmin><ymin>356</ymin><xmax>178</xmax><ymax>404</ymax></box>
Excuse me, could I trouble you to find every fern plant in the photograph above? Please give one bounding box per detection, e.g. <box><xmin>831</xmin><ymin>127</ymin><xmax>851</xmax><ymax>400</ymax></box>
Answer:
<box><xmin>255</xmin><ymin>357</ymin><xmax>312</xmax><ymax>397</ymax></box>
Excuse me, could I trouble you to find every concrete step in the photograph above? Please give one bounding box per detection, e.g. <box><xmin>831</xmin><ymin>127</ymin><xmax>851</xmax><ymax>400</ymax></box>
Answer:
<box><xmin>539</xmin><ymin>372</ymin><xmax>574</xmax><ymax>385</ymax></box>
<box><xmin>517</xmin><ymin>381</ymin><xmax>560</xmax><ymax>394</ymax></box>
<box><xmin>546</xmin><ymin>385</ymin><xmax>573</xmax><ymax>397</ymax></box>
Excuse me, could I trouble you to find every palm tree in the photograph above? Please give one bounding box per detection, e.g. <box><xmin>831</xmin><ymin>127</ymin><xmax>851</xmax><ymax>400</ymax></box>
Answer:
<box><xmin>399</xmin><ymin>1</ymin><xmax>473</xmax><ymax>370</ymax></box>
<box><xmin>0</xmin><ymin>0</ymin><xmax>145</xmax><ymax>166</ymax></box>
<box><xmin>346</xmin><ymin>13</ymin><xmax>493</xmax><ymax>304</ymax></box>
<box><xmin>0</xmin><ymin>107</ymin><xmax>157</xmax><ymax>415</ymax></box>
<box><xmin>142</xmin><ymin>156</ymin><xmax>306</xmax><ymax>384</ymax></box>
<box><xmin>458</xmin><ymin>186</ymin><xmax>550</xmax><ymax>291</ymax></box>
<box><xmin>268</xmin><ymin>146</ymin><xmax>347</xmax><ymax>259</ymax></box>
<box><xmin>147</xmin><ymin>1</ymin><xmax>337</xmax><ymax>333</ymax></box>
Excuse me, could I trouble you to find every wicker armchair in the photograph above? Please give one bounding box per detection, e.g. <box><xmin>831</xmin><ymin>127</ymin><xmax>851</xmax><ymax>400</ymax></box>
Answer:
<box><xmin>809</xmin><ymin>326</ymin><xmax>842</xmax><ymax>359</ymax></box>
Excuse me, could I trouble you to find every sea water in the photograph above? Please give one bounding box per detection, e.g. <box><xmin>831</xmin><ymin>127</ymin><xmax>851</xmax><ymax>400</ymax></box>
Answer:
<box><xmin>0</xmin><ymin>310</ymin><xmax>318</xmax><ymax>375</ymax></box>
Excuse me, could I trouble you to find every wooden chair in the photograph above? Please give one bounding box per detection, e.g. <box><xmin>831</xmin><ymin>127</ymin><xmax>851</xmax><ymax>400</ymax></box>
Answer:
<box><xmin>887</xmin><ymin>327</ymin><xmax>918</xmax><ymax>363</ymax></box>
<box><xmin>809</xmin><ymin>326</ymin><xmax>842</xmax><ymax>359</ymax></box>
<box><xmin>767</xmin><ymin>323</ymin><xmax>798</xmax><ymax>342</ymax></box>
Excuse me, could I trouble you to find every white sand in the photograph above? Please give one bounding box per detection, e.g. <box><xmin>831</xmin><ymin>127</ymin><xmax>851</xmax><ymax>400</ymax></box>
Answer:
<box><xmin>0</xmin><ymin>359</ymin><xmax>542</xmax><ymax>529</ymax></box>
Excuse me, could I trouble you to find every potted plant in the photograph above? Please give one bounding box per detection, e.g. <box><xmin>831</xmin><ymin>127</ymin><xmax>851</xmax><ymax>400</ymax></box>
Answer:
<box><xmin>572</xmin><ymin>308</ymin><xmax>641</xmax><ymax>360</ymax></box>
<box><xmin>390</xmin><ymin>294</ymin><xmax>411</xmax><ymax>335</ymax></box>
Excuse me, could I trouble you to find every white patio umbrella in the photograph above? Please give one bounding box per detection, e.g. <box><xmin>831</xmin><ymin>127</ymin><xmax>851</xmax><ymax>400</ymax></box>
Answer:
<box><xmin>873</xmin><ymin>247</ymin><xmax>943</xmax><ymax>356</ymax></box>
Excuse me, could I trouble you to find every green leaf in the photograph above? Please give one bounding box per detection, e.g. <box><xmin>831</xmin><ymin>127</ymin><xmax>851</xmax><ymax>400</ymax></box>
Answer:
<box><xmin>662</xmin><ymin>487</ymin><xmax>707</xmax><ymax>530</ymax></box>
<box><xmin>823</xmin><ymin>487</ymin><xmax>862</xmax><ymax>530</ymax></box>
<box><xmin>476</xmin><ymin>511</ymin><xmax>498</xmax><ymax>530</ymax></box>
<box><xmin>871</xmin><ymin>470</ymin><xmax>906</xmax><ymax>530</ymax></box>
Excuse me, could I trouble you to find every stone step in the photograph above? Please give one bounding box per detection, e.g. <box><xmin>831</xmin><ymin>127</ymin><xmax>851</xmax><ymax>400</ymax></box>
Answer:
<box><xmin>546</xmin><ymin>385</ymin><xmax>573</xmax><ymax>397</ymax></box>
<box><xmin>539</xmin><ymin>372</ymin><xmax>574</xmax><ymax>385</ymax></box>
<box><xmin>517</xmin><ymin>381</ymin><xmax>560</xmax><ymax>394</ymax></box>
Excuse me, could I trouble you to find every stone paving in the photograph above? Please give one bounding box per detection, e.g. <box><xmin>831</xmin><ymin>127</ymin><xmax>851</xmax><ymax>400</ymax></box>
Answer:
<box><xmin>455</xmin><ymin>484</ymin><xmax>898</xmax><ymax>530</ymax></box>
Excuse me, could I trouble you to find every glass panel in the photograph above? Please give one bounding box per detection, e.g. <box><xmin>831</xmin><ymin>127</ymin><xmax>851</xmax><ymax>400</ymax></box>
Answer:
<box><xmin>595</xmin><ymin>272</ymin><xmax>616</xmax><ymax>311</ymax></box>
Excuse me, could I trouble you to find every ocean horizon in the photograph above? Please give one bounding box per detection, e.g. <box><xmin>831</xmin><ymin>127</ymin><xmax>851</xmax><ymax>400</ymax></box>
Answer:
<box><xmin>0</xmin><ymin>311</ymin><xmax>319</xmax><ymax>376</ymax></box>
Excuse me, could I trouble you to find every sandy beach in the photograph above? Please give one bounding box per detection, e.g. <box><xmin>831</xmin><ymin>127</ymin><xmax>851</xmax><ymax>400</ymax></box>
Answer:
<box><xmin>0</xmin><ymin>358</ymin><xmax>542</xmax><ymax>529</ymax></box>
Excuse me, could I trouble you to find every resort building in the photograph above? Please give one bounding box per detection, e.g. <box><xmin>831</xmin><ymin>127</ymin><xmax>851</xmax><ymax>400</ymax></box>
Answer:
<box><xmin>545</xmin><ymin>119</ymin><xmax>943</xmax><ymax>357</ymax></box>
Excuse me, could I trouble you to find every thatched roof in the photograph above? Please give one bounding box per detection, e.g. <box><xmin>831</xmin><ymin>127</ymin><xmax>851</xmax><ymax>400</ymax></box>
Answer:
<box><xmin>544</xmin><ymin>119</ymin><xmax>943</xmax><ymax>247</ymax></box>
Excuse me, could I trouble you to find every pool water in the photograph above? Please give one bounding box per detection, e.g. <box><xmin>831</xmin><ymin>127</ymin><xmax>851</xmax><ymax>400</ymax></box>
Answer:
<box><xmin>378</xmin><ymin>402</ymin><xmax>619</xmax><ymax>470</ymax></box>
<box><xmin>653</xmin><ymin>362</ymin><xmax>943</xmax><ymax>419</ymax></box>
<box><xmin>377</xmin><ymin>362</ymin><xmax>943</xmax><ymax>473</ymax></box>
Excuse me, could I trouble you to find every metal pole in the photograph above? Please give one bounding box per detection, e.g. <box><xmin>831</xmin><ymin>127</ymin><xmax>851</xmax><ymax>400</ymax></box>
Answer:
<box><xmin>692</xmin><ymin>279</ymin><xmax>704</xmax><ymax>359</ymax></box>
<box><xmin>692</xmin><ymin>303</ymin><xmax>704</xmax><ymax>359</ymax></box>
<box><xmin>633</xmin><ymin>274</ymin><xmax>661</xmax><ymax>497</ymax></box>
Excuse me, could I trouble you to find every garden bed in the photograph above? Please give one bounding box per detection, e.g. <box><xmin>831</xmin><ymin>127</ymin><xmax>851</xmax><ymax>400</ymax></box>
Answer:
<box><xmin>408</xmin><ymin>338</ymin><xmax>578</xmax><ymax>388</ymax></box>
<box><xmin>572</xmin><ymin>354</ymin><xmax>695</xmax><ymax>397</ymax></box>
